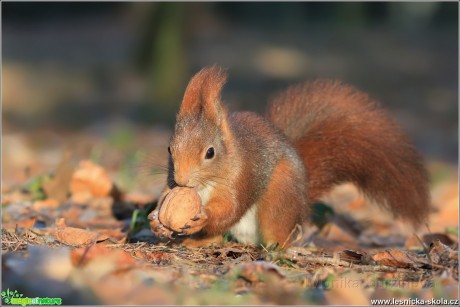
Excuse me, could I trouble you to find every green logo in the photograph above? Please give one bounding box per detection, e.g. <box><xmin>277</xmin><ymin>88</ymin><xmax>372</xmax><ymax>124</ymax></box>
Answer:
<box><xmin>1</xmin><ymin>289</ymin><xmax>62</xmax><ymax>306</ymax></box>
<box><xmin>1</xmin><ymin>289</ymin><xmax>23</xmax><ymax>304</ymax></box>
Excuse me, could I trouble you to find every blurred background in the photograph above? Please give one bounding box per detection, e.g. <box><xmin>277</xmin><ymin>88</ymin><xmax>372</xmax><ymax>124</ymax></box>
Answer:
<box><xmin>2</xmin><ymin>2</ymin><xmax>458</xmax><ymax>195</ymax></box>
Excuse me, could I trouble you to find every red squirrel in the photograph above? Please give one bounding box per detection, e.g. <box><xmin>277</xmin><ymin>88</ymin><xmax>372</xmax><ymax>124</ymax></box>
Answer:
<box><xmin>148</xmin><ymin>65</ymin><xmax>430</xmax><ymax>247</ymax></box>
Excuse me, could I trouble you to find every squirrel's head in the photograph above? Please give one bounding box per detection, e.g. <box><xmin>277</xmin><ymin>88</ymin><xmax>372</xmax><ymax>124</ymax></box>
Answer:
<box><xmin>168</xmin><ymin>65</ymin><xmax>233</xmax><ymax>190</ymax></box>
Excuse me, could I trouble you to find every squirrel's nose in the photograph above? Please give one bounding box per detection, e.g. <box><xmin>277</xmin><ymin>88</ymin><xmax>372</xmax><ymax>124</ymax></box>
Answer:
<box><xmin>174</xmin><ymin>172</ymin><xmax>190</xmax><ymax>187</ymax></box>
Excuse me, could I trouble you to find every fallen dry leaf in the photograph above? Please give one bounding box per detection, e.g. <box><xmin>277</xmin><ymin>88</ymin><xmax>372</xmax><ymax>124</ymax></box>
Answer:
<box><xmin>347</xmin><ymin>196</ymin><xmax>366</xmax><ymax>210</ymax></box>
<box><xmin>33</xmin><ymin>198</ymin><xmax>60</xmax><ymax>211</ymax></box>
<box><xmin>84</xmin><ymin>268</ymin><xmax>173</xmax><ymax>305</ymax></box>
<box><xmin>340</xmin><ymin>249</ymin><xmax>368</xmax><ymax>264</ymax></box>
<box><xmin>324</xmin><ymin>273</ymin><xmax>370</xmax><ymax>305</ymax></box>
<box><xmin>429</xmin><ymin>240</ymin><xmax>458</xmax><ymax>266</ymax></box>
<box><xmin>70</xmin><ymin>191</ymin><xmax>93</xmax><ymax>204</ymax></box>
<box><xmin>423</xmin><ymin>233</ymin><xmax>456</xmax><ymax>247</ymax></box>
<box><xmin>371</xmin><ymin>250</ymin><xmax>423</xmax><ymax>268</ymax></box>
<box><xmin>232</xmin><ymin>261</ymin><xmax>285</xmax><ymax>283</ymax></box>
<box><xmin>54</xmin><ymin>218</ymin><xmax>109</xmax><ymax>246</ymax></box>
<box><xmin>97</xmin><ymin>227</ymin><xmax>127</xmax><ymax>242</ymax></box>
<box><xmin>70</xmin><ymin>160</ymin><xmax>113</xmax><ymax>198</ymax></box>
<box><xmin>319</xmin><ymin>221</ymin><xmax>359</xmax><ymax>246</ymax></box>
<box><xmin>42</xmin><ymin>151</ymin><xmax>74</xmax><ymax>202</ymax></box>
<box><xmin>70</xmin><ymin>244</ymin><xmax>136</xmax><ymax>267</ymax></box>
<box><xmin>132</xmin><ymin>250</ymin><xmax>172</xmax><ymax>265</ymax></box>
<box><xmin>430</xmin><ymin>182</ymin><xmax>459</xmax><ymax>232</ymax></box>
<box><xmin>15</xmin><ymin>217</ymin><xmax>37</xmax><ymax>228</ymax></box>
<box><xmin>59</xmin><ymin>206</ymin><xmax>83</xmax><ymax>224</ymax></box>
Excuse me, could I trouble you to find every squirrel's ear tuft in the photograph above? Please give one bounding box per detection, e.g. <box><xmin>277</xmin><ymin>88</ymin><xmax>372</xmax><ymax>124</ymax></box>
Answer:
<box><xmin>178</xmin><ymin>65</ymin><xmax>228</xmax><ymax>123</ymax></box>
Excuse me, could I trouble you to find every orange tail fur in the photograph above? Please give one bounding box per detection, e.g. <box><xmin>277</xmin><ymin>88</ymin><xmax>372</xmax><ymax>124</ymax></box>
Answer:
<box><xmin>267</xmin><ymin>80</ymin><xmax>430</xmax><ymax>225</ymax></box>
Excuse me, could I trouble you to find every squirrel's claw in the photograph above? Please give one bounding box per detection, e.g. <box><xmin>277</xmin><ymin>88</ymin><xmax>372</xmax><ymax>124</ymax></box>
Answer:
<box><xmin>168</xmin><ymin>232</ymin><xmax>177</xmax><ymax>240</ymax></box>
<box><xmin>149</xmin><ymin>209</ymin><xmax>174</xmax><ymax>240</ymax></box>
<box><xmin>148</xmin><ymin>210</ymin><xmax>158</xmax><ymax>220</ymax></box>
<box><xmin>175</xmin><ymin>224</ymin><xmax>191</xmax><ymax>236</ymax></box>
<box><xmin>180</xmin><ymin>224</ymin><xmax>191</xmax><ymax>230</ymax></box>
<box><xmin>181</xmin><ymin>211</ymin><xmax>208</xmax><ymax>235</ymax></box>
<box><xmin>177</xmin><ymin>230</ymin><xmax>188</xmax><ymax>236</ymax></box>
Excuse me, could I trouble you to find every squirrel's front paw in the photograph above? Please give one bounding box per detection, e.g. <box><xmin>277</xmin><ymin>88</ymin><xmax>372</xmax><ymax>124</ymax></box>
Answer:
<box><xmin>148</xmin><ymin>210</ymin><xmax>174</xmax><ymax>240</ymax></box>
<box><xmin>177</xmin><ymin>210</ymin><xmax>208</xmax><ymax>236</ymax></box>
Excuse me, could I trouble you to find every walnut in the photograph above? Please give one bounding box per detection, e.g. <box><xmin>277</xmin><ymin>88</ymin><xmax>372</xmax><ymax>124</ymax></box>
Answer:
<box><xmin>159</xmin><ymin>187</ymin><xmax>202</xmax><ymax>232</ymax></box>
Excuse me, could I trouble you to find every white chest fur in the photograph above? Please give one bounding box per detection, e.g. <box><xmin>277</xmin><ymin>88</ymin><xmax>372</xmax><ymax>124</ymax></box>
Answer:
<box><xmin>230</xmin><ymin>204</ymin><xmax>259</xmax><ymax>244</ymax></box>
<box><xmin>197</xmin><ymin>184</ymin><xmax>214</xmax><ymax>207</ymax></box>
<box><xmin>197</xmin><ymin>185</ymin><xmax>259</xmax><ymax>244</ymax></box>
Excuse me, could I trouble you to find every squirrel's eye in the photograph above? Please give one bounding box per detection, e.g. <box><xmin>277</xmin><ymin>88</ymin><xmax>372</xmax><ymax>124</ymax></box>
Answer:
<box><xmin>205</xmin><ymin>147</ymin><xmax>215</xmax><ymax>159</ymax></box>
<box><xmin>168</xmin><ymin>146</ymin><xmax>171</xmax><ymax>154</ymax></box>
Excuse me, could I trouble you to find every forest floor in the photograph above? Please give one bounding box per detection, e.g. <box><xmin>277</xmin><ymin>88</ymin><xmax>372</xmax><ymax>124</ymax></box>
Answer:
<box><xmin>2</xmin><ymin>128</ymin><xmax>458</xmax><ymax>305</ymax></box>
<box><xmin>2</xmin><ymin>4</ymin><xmax>458</xmax><ymax>304</ymax></box>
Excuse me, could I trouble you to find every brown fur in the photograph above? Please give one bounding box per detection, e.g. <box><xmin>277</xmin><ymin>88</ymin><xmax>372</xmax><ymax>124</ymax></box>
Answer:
<box><xmin>257</xmin><ymin>159</ymin><xmax>308</xmax><ymax>245</ymax></box>
<box><xmin>268</xmin><ymin>80</ymin><xmax>430</xmax><ymax>225</ymax></box>
<box><xmin>154</xmin><ymin>67</ymin><xmax>430</xmax><ymax>248</ymax></box>
<box><xmin>179</xmin><ymin>65</ymin><xmax>228</xmax><ymax>123</ymax></box>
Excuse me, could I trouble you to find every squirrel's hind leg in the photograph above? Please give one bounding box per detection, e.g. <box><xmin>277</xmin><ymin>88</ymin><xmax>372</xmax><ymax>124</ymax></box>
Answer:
<box><xmin>257</xmin><ymin>158</ymin><xmax>308</xmax><ymax>248</ymax></box>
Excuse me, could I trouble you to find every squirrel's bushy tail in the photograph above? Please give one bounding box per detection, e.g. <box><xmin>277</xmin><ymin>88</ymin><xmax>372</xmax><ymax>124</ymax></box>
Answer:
<box><xmin>267</xmin><ymin>80</ymin><xmax>430</xmax><ymax>225</ymax></box>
